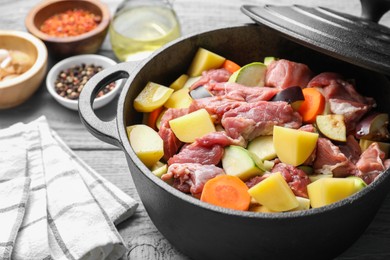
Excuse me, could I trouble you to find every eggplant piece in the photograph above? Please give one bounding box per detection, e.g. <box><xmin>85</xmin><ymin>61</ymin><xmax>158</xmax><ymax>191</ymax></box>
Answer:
<box><xmin>189</xmin><ymin>86</ymin><xmax>213</xmax><ymax>99</ymax></box>
<box><xmin>355</xmin><ymin>112</ymin><xmax>390</xmax><ymax>141</ymax></box>
<box><xmin>271</xmin><ymin>86</ymin><xmax>304</xmax><ymax>110</ymax></box>
<box><xmin>316</xmin><ymin>114</ymin><xmax>347</xmax><ymax>142</ymax></box>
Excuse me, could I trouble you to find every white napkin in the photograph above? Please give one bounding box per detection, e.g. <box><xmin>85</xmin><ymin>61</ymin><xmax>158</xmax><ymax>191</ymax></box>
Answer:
<box><xmin>0</xmin><ymin>116</ymin><xmax>138</xmax><ymax>260</ymax></box>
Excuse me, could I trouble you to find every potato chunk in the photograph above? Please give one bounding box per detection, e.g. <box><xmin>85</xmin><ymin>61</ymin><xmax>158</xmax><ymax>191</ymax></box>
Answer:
<box><xmin>169</xmin><ymin>74</ymin><xmax>189</xmax><ymax>90</ymax></box>
<box><xmin>248</xmin><ymin>172</ymin><xmax>299</xmax><ymax>212</ymax></box>
<box><xmin>307</xmin><ymin>177</ymin><xmax>363</xmax><ymax>208</ymax></box>
<box><xmin>187</xmin><ymin>48</ymin><xmax>226</xmax><ymax>77</ymax></box>
<box><xmin>273</xmin><ymin>126</ymin><xmax>318</xmax><ymax>166</ymax></box>
<box><xmin>134</xmin><ymin>82</ymin><xmax>174</xmax><ymax>112</ymax></box>
<box><xmin>127</xmin><ymin>124</ymin><xmax>164</xmax><ymax>168</ymax></box>
<box><xmin>164</xmin><ymin>87</ymin><xmax>193</xmax><ymax>109</ymax></box>
<box><xmin>169</xmin><ymin>108</ymin><xmax>216</xmax><ymax>143</ymax></box>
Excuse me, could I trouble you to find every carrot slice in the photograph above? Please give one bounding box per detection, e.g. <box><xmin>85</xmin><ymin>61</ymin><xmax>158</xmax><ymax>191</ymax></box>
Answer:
<box><xmin>147</xmin><ymin>106</ymin><xmax>164</xmax><ymax>130</ymax></box>
<box><xmin>200</xmin><ymin>175</ymin><xmax>251</xmax><ymax>211</ymax></box>
<box><xmin>222</xmin><ymin>59</ymin><xmax>241</xmax><ymax>73</ymax></box>
<box><xmin>298</xmin><ymin>87</ymin><xmax>325</xmax><ymax>123</ymax></box>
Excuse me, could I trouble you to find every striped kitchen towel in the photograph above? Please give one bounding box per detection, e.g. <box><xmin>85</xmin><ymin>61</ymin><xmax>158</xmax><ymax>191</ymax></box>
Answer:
<box><xmin>0</xmin><ymin>116</ymin><xmax>138</xmax><ymax>260</ymax></box>
<box><xmin>0</xmin><ymin>177</ymin><xmax>30</xmax><ymax>260</ymax></box>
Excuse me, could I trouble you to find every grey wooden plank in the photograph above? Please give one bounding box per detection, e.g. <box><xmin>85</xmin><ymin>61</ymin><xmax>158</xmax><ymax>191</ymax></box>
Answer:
<box><xmin>2</xmin><ymin>0</ymin><xmax>390</xmax><ymax>259</ymax></box>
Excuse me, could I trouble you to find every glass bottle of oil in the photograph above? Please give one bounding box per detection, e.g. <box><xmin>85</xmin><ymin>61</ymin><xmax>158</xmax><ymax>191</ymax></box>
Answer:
<box><xmin>109</xmin><ymin>0</ymin><xmax>181</xmax><ymax>62</ymax></box>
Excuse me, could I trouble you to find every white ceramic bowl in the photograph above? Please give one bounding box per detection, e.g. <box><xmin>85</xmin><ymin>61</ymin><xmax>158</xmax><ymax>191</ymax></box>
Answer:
<box><xmin>46</xmin><ymin>54</ymin><xmax>123</xmax><ymax>110</ymax></box>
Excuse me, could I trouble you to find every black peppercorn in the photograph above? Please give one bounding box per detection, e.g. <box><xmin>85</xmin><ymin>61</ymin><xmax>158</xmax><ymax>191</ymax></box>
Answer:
<box><xmin>54</xmin><ymin>63</ymin><xmax>115</xmax><ymax>100</ymax></box>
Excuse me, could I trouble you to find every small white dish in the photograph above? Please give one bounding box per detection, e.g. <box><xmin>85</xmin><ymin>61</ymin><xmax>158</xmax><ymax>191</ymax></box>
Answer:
<box><xmin>46</xmin><ymin>54</ymin><xmax>123</xmax><ymax>110</ymax></box>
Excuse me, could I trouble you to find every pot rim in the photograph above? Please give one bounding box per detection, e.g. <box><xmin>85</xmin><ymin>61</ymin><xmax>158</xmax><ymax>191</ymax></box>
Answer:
<box><xmin>116</xmin><ymin>24</ymin><xmax>390</xmax><ymax>219</ymax></box>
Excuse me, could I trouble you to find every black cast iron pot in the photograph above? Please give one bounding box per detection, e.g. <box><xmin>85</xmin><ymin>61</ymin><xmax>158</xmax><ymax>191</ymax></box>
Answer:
<box><xmin>78</xmin><ymin>23</ymin><xmax>390</xmax><ymax>260</ymax></box>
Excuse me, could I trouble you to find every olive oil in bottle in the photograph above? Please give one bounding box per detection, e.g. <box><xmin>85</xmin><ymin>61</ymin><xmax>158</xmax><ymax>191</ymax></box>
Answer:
<box><xmin>109</xmin><ymin>2</ymin><xmax>181</xmax><ymax>62</ymax></box>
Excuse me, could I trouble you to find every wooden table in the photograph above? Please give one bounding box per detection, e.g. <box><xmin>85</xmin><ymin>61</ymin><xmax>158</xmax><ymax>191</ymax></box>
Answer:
<box><xmin>1</xmin><ymin>0</ymin><xmax>390</xmax><ymax>259</ymax></box>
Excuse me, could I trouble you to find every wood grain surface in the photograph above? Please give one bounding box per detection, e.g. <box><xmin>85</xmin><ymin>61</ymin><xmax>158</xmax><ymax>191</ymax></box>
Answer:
<box><xmin>1</xmin><ymin>0</ymin><xmax>390</xmax><ymax>259</ymax></box>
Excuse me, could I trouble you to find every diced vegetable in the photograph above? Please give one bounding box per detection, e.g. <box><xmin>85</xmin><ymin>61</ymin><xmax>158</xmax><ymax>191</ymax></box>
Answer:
<box><xmin>151</xmin><ymin>161</ymin><xmax>168</xmax><ymax>178</ymax></box>
<box><xmin>315</xmin><ymin>87</ymin><xmax>331</xmax><ymax>115</ymax></box>
<box><xmin>307</xmin><ymin>177</ymin><xmax>364</xmax><ymax>208</ymax></box>
<box><xmin>271</xmin><ymin>86</ymin><xmax>305</xmax><ymax>110</ymax></box>
<box><xmin>222</xmin><ymin>59</ymin><xmax>241</xmax><ymax>73</ymax></box>
<box><xmin>183</xmin><ymin>75</ymin><xmax>202</xmax><ymax>88</ymax></box>
<box><xmin>249</xmin><ymin>152</ymin><xmax>273</xmax><ymax>172</ymax></box>
<box><xmin>273</xmin><ymin>126</ymin><xmax>319</xmax><ymax>166</ymax></box>
<box><xmin>222</xmin><ymin>145</ymin><xmax>263</xmax><ymax>180</ymax></box>
<box><xmin>347</xmin><ymin>176</ymin><xmax>367</xmax><ymax>189</ymax></box>
<box><xmin>298</xmin><ymin>87</ymin><xmax>325</xmax><ymax>123</ymax></box>
<box><xmin>263</xmin><ymin>56</ymin><xmax>277</xmax><ymax>66</ymax></box>
<box><xmin>308</xmin><ymin>174</ymin><xmax>333</xmax><ymax>183</ymax></box>
<box><xmin>322</xmin><ymin>100</ymin><xmax>331</xmax><ymax>115</ymax></box>
<box><xmin>155</xmin><ymin>108</ymin><xmax>167</xmax><ymax>130</ymax></box>
<box><xmin>127</xmin><ymin>124</ymin><xmax>164</xmax><ymax>168</ymax></box>
<box><xmin>187</xmin><ymin>48</ymin><xmax>226</xmax><ymax>77</ymax></box>
<box><xmin>359</xmin><ymin>139</ymin><xmax>390</xmax><ymax>159</ymax></box>
<box><xmin>129</xmin><ymin>47</ymin><xmax>387</xmax><ymax>213</ymax></box>
<box><xmin>147</xmin><ymin>107</ymin><xmax>164</xmax><ymax>130</ymax></box>
<box><xmin>164</xmin><ymin>88</ymin><xmax>193</xmax><ymax>109</ymax></box>
<box><xmin>134</xmin><ymin>82</ymin><xmax>174</xmax><ymax>112</ymax></box>
<box><xmin>289</xmin><ymin>196</ymin><xmax>311</xmax><ymax>211</ymax></box>
<box><xmin>169</xmin><ymin>74</ymin><xmax>189</xmax><ymax>90</ymax></box>
<box><xmin>248</xmin><ymin>172</ymin><xmax>299</xmax><ymax>212</ymax></box>
<box><xmin>189</xmin><ymin>86</ymin><xmax>213</xmax><ymax>99</ymax></box>
<box><xmin>262</xmin><ymin>160</ymin><xmax>275</xmax><ymax>171</ymax></box>
<box><xmin>169</xmin><ymin>108</ymin><xmax>216</xmax><ymax>143</ymax></box>
<box><xmin>316</xmin><ymin>114</ymin><xmax>346</xmax><ymax>142</ymax></box>
<box><xmin>247</xmin><ymin>135</ymin><xmax>276</xmax><ymax>161</ymax></box>
<box><xmin>228</xmin><ymin>62</ymin><xmax>267</xmax><ymax>87</ymax></box>
<box><xmin>200</xmin><ymin>175</ymin><xmax>251</xmax><ymax>211</ymax></box>
<box><xmin>355</xmin><ymin>112</ymin><xmax>390</xmax><ymax>141</ymax></box>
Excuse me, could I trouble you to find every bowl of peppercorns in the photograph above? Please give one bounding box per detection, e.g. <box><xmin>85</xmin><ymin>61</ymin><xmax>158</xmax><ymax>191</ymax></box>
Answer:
<box><xmin>25</xmin><ymin>0</ymin><xmax>110</xmax><ymax>58</ymax></box>
<box><xmin>46</xmin><ymin>54</ymin><xmax>123</xmax><ymax>110</ymax></box>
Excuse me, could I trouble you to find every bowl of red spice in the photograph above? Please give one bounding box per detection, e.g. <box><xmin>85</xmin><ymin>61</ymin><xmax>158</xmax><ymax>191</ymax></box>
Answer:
<box><xmin>46</xmin><ymin>54</ymin><xmax>123</xmax><ymax>110</ymax></box>
<box><xmin>25</xmin><ymin>0</ymin><xmax>110</xmax><ymax>58</ymax></box>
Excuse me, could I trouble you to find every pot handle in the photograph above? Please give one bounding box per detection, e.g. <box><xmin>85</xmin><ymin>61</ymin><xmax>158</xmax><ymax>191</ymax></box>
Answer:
<box><xmin>78</xmin><ymin>62</ymin><xmax>133</xmax><ymax>148</ymax></box>
<box><xmin>360</xmin><ymin>0</ymin><xmax>390</xmax><ymax>22</ymax></box>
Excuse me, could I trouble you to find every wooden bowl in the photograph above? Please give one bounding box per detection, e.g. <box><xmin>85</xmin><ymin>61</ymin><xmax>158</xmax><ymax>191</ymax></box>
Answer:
<box><xmin>25</xmin><ymin>0</ymin><xmax>110</xmax><ymax>59</ymax></box>
<box><xmin>0</xmin><ymin>30</ymin><xmax>48</xmax><ymax>109</ymax></box>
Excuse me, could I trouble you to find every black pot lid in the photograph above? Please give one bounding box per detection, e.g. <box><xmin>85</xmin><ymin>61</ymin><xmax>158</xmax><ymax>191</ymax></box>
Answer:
<box><xmin>241</xmin><ymin>1</ymin><xmax>390</xmax><ymax>75</ymax></box>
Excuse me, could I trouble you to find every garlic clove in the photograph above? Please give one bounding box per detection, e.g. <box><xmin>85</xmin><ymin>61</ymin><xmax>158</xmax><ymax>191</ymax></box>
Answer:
<box><xmin>0</xmin><ymin>49</ymin><xmax>10</xmax><ymax>62</ymax></box>
<box><xmin>0</xmin><ymin>55</ymin><xmax>12</xmax><ymax>69</ymax></box>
